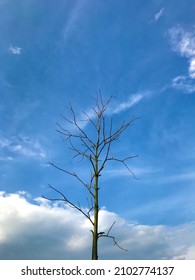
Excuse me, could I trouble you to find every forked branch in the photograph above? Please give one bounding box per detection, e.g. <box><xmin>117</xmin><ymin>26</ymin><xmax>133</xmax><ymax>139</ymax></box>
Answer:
<box><xmin>42</xmin><ymin>185</ymin><xmax>94</xmax><ymax>225</ymax></box>
<box><xmin>98</xmin><ymin>221</ymin><xmax>128</xmax><ymax>251</ymax></box>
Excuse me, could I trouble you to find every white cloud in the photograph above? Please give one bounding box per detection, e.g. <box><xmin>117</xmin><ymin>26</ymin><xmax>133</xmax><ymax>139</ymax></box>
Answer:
<box><xmin>63</xmin><ymin>1</ymin><xmax>85</xmax><ymax>40</ymax></box>
<box><xmin>66</xmin><ymin>93</ymin><xmax>145</xmax><ymax>131</ymax></box>
<box><xmin>169</xmin><ymin>26</ymin><xmax>195</xmax><ymax>57</ymax></box>
<box><xmin>172</xmin><ymin>75</ymin><xmax>195</xmax><ymax>93</ymax></box>
<box><xmin>103</xmin><ymin>166</ymin><xmax>157</xmax><ymax>180</ymax></box>
<box><xmin>84</xmin><ymin>93</ymin><xmax>144</xmax><ymax>120</ymax></box>
<box><xmin>0</xmin><ymin>191</ymin><xmax>194</xmax><ymax>260</ymax></box>
<box><xmin>111</xmin><ymin>93</ymin><xmax>145</xmax><ymax>115</ymax></box>
<box><xmin>9</xmin><ymin>46</ymin><xmax>22</xmax><ymax>55</ymax></box>
<box><xmin>189</xmin><ymin>58</ymin><xmax>195</xmax><ymax>78</ymax></box>
<box><xmin>0</xmin><ymin>136</ymin><xmax>46</xmax><ymax>160</ymax></box>
<box><xmin>185</xmin><ymin>246</ymin><xmax>195</xmax><ymax>259</ymax></box>
<box><xmin>154</xmin><ymin>8</ymin><xmax>165</xmax><ymax>22</ymax></box>
<box><xmin>0</xmin><ymin>138</ymin><xmax>11</xmax><ymax>148</ymax></box>
<box><xmin>169</xmin><ymin>26</ymin><xmax>195</xmax><ymax>93</ymax></box>
<box><xmin>0</xmin><ymin>156</ymin><xmax>13</xmax><ymax>161</ymax></box>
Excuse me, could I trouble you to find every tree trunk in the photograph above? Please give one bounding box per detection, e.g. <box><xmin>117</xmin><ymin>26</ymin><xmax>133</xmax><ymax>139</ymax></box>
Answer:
<box><xmin>92</xmin><ymin>195</ymin><xmax>98</xmax><ymax>259</ymax></box>
<box><xmin>92</xmin><ymin>152</ymin><xmax>99</xmax><ymax>260</ymax></box>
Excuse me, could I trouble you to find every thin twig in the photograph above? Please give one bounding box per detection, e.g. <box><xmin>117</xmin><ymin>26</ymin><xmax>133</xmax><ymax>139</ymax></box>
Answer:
<box><xmin>42</xmin><ymin>185</ymin><xmax>94</xmax><ymax>225</ymax></box>
<box><xmin>98</xmin><ymin>221</ymin><xmax>128</xmax><ymax>251</ymax></box>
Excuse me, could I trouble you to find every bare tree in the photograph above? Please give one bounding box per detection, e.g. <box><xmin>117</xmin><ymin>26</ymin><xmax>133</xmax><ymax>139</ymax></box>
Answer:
<box><xmin>42</xmin><ymin>94</ymin><xmax>138</xmax><ymax>260</ymax></box>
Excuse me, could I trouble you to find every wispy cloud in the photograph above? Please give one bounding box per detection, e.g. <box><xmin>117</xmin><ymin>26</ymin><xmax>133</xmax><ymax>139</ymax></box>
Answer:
<box><xmin>149</xmin><ymin>8</ymin><xmax>165</xmax><ymax>24</ymax></box>
<box><xmin>0</xmin><ymin>136</ymin><xmax>46</xmax><ymax>160</ymax></box>
<box><xmin>154</xmin><ymin>8</ymin><xmax>165</xmax><ymax>22</ymax></box>
<box><xmin>111</xmin><ymin>94</ymin><xmax>144</xmax><ymax>114</ymax></box>
<box><xmin>85</xmin><ymin>93</ymin><xmax>145</xmax><ymax>119</ymax></box>
<box><xmin>0</xmin><ymin>191</ymin><xmax>194</xmax><ymax>259</ymax></box>
<box><xmin>9</xmin><ymin>46</ymin><xmax>22</xmax><ymax>55</ymax></box>
<box><xmin>169</xmin><ymin>26</ymin><xmax>195</xmax><ymax>93</ymax></box>
<box><xmin>169</xmin><ymin>26</ymin><xmax>195</xmax><ymax>57</ymax></box>
<box><xmin>67</xmin><ymin>93</ymin><xmax>146</xmax><ymax>131</ymax></box>
<box><xmin>0</xmin><ymin>156</ymin><xmax>13</xmax><ymax>161</ymax></box>
<box><xmin>63</xmin><ymin>1</ymin><xmax>85</xmax><ymax>40</ymax></box>
<box><xmin>0</xmin><ymin>138</ymin><xmax>10</xmax><ymax>148</ymax></box>
<box><xmin>172</xmin><ymin>75</ymin><xmax>195</xmax><ymax>93</ymax></box>
<box><xmin>158</xmin><ymin>170</ymin><xmax>195</xmax><ymax>184</ymax></box>
<box><xmin>103</xmin><ymin>166</ymin><xmax>158</xmax><ymax>180</ymax></box>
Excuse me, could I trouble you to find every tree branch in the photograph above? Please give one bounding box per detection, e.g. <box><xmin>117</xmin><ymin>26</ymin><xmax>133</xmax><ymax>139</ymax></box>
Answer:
<box><xmin>98</xmin><ymin>221</ymin><xmax>128</xmax><ymax>251</ymax></box>
<box><xmin>42</xmin><ymin>185</ymin><xmax>94</xmax><ymax>225</ymax></box>
<box><xmin>49</xmin><ymin>161</ymin><xmax>95</xmax><ymax>198</ymax></box>
<box><xmin>106</xmin><ymin>155</ymin><xmax>139</xmax><ymax>179</ymax></box>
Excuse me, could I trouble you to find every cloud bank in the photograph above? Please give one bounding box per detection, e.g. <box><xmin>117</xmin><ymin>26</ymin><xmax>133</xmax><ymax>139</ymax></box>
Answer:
<box><xmin>0</xmin><ymin>192</ymin><xmax>194</xmax><ymax>260</ymax></box>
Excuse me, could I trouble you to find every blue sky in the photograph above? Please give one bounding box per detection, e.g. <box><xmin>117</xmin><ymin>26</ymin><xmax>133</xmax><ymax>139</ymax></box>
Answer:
<box><xmin>0</xmin><ymin>0</ymin><xmax>195</xmax><ymax>259</ymax></box>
